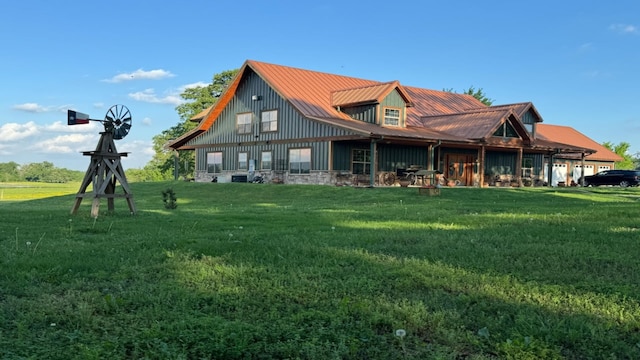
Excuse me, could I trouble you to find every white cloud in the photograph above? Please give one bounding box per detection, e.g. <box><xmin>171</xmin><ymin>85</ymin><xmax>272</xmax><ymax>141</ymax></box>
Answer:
<box><xmin>141</xmin><ymin>117</ymin><xmax>152</xmax><ymax>126</ymax></box>
<box><xmin>45</xmin><ymin>121</ymin><xmax>100</xmax><ymax>133</ymax></box>
<box><xmin>103</xmin><ymin>69</ymin><xmax>175</xmax><ymax>83</ymax></box>
<box><xmin>182</xmin><ymin>81</ymin><xmax>210</xmax><ymax>90</ymax></box>
<box><xmin>13</xmin><ymin>103</ymin><xmax>49</xmax><ymax>113</ymax></box>
<box><xmin>12</xmin><ymin>103</ymin><xmax>73</xmax><ymax>113</ymax></box>
<box><xmin>0</xmin><ymin>121</ymin><xmax>39</xmax><ymax>141</ymax></box>
<box><xmin>610</xmin><ymin>23</ymin><xmax>638</xmax><ymax>34</ymax></box>
<box><xmin>128</xmin><ymin>88</ymin><xmax>185</xmax><ymax>105</ymax></box>
<box><xmin>31</xmin><ymin>133</ymin><xmax>97</xmax><ymax>154</ymax></box>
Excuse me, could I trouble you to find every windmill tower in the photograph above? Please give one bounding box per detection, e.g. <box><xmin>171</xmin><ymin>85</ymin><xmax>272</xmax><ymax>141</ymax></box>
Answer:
<box><xmin>69</xmin><ymin>105</ymin><xmax>136</xmax><ymax>217</ymax></box>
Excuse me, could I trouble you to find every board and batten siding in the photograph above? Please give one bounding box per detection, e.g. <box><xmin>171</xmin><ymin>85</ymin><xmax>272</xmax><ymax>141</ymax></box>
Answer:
<box><xmin>379</xmin><ymin>90</ymin><xmax>407</xmax><ymax>126</ymax></box>
<box><xmin>189</xmin><ymin>69</ymin><xmax>356</xmax><ymax>173</ymax></box>
<box><xmin>196</xmin><ymin>141</ymin><xmax>331</xmax><ymax>173</ymax></box>
<box><xmin>332</xmin><ymin>142</ymin><xmax>429</xmax><ymax>173</ymax></box>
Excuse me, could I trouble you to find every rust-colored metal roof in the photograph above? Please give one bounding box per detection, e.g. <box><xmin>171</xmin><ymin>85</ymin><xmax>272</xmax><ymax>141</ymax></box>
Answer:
<box><xmin>536</xmin><ymin>124</ymin><xmax>623</xmax><ymax>161</ymax></box>
<box><xmin>249</xmin><ymin>60</ymin><xmax>377</xmax><ymax>120</ymax></box>
<box><xmin>421</xmin><ymin>108</ymin><xmax>523</xmax><ymax>140</ymax></box>
<box><xmin>403</xmin><ymin>87</ymin><xmax>486</xmax><ymax>126</ymax></box>
<box><xmin>331</xmin><ymin>81</ymin><xmax>413</xmax><ymax>108</ymax></box>
<box><xmin>488</xmin><ymin>102</ymin><xmax>543</xmax><ymax>122</ymax></box>
<box><xmin>190</xmin><ymin>105</ymin><xmax>213</xmax><ymax>122</ymax></box>
<box><xmin>169</xmin><ymin>60</ymin><xmax>617</xmax><ymax>159</ymax></box>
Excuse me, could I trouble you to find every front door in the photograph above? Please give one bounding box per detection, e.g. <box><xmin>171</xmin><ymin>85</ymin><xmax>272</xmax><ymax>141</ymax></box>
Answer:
<box><xmin>446</xmin><ymin>154</ymin><xmax>474</xmax><ymax>186</ymax></box>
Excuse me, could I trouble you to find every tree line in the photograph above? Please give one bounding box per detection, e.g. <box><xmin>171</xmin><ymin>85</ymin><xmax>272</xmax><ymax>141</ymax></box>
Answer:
<box><xmin>0</xmin><ymin>161</ymin><xmax>84</xmax><ymax>183</ymax></box>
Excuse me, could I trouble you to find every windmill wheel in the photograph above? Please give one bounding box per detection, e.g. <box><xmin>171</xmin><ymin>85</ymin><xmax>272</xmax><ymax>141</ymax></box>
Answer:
<box><xmin>105</xmin><ymin>104</ymin><xmax>132</xmax><ymax>140</ymax></box>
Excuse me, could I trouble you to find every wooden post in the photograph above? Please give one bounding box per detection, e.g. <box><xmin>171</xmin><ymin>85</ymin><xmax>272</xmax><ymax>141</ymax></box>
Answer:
<box><xmin>71</xmin><ymin>131</ymin><xmax>136</xmax><ymax>217</ymax></box>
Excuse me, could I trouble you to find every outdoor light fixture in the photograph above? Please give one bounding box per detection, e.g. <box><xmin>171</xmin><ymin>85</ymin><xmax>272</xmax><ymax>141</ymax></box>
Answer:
<box><xmin>251</xmin><ymin>95</ymin><xmax>262</xmax><ymax>101</ymax></box>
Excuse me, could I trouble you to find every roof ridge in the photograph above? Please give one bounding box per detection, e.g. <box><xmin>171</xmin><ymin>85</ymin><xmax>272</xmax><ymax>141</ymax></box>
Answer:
<box><xmin>246</xmin><ymin>59</ymin><xmax>377</xmax><ymax>83</ymax></box>
<box><xmin>421</xmin><ymin>107</ymin><xmax>512</xmax><ymax>118</ymax></box>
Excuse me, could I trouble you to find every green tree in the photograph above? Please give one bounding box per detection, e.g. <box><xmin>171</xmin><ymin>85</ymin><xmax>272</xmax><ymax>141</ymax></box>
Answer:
<box><xmin>602</xmin><ymin>141</ymin><xmax>635</xmax><ymax>169</ymax></box>
<box><xmin>0</xmin><ymin>162</ymin><xmax>21</xmax><ymax>182</ymax></box>
<box><xmin>175</xmin><ymin>69</ymin><xmax>239</xmax><ymax>122</ymax></box>
<box><xmin>444</xmin><ymin>86</ymin><xmax>494</xmax><ymax>106</ymax></box>
<box><xmin>145</xmin><ymin>68</ymin><xmax>239</xmax><ymax>180</ymax></box>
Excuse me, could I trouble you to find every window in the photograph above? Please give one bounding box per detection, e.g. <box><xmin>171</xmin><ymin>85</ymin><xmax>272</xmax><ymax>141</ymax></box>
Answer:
<box><xmin>238</xmin><ymin>152</ymin><xmax>248</xmax><ymax>170</ymax></box>
<box><xmin>289</xmin><ymin>148</ymin><xmax>311</xmax><ymax>174</ymax></box>
<box><xmin>383</xmin><ymin>108</ymin><xmax>400</xmax><ymax>126</ymax></box>
<box><xmin>261</xmin><ymin>151</ymin><xmax>272</xmax><ymax>170</ymax></box>
<box><xmin>352</xmin><ymin>149</ymin><xmax>370</xmax><ymax>174</ymax></box>
<box><xmin>522</xmin><ymin>157</ymin><xmax>533</xmax><ymax>178</ymax></box>
<box><xmin>261</xmin><ymin>110</ymin><xmax>278</xmax><ymax>132</ymax></box>
<box><xmin>237</xmin><ymin>113</ymin><xmax>252</xmax><ymax>134</ymax></box>
<box><xmin>493</xmin><ymin>121</ymin><xmax>518</xmax><ymax>138</ymax></box>
<box><xmin>207</xmin><ymin>152</ymin><xmax>222</xmax><ymax>173</ymax></box>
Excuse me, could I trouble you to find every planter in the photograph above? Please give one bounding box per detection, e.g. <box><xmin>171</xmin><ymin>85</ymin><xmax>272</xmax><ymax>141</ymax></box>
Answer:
<box><xmin>399</xmin><ymin>180</ymin><xmax>410</xmax><ymax>187</ymax></box>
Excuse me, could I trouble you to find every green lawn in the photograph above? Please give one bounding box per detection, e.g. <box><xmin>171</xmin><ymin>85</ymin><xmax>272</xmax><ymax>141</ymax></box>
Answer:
<box><xmin>1</xmin><ymin>182</ymin><xmax>639</xmax><ymax>359</ymax></box>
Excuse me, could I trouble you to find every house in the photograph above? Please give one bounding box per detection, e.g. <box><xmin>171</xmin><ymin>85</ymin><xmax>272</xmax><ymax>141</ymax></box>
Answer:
<box><xmin>169</xmin><ymin>60</ymin><xmax>621</xmax><ymax>187</ymax></box>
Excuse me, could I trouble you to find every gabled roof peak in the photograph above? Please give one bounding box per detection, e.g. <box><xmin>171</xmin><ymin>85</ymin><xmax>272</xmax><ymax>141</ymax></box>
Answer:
<box><xmin>331</xmin><ymin>80</ymin><xmax>413</xmax><ymax>108</ymax></box>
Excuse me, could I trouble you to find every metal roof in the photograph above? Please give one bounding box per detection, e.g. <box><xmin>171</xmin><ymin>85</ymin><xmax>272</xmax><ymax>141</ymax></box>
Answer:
<box><xmin>169</xmin><ymin>60</ymin><xmax>618</xmax><ymax>159</ymax></box>
<box><xmin>536</xmin><ymin>124</ymin><xmax>623</xmax><ymax>161</ymax></box>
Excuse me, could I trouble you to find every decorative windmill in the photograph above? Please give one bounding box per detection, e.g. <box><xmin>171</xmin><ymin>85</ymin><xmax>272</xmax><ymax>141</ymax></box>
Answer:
<box><xmin>69</xmin><ymin>105</ymin><xmax>136</xmax><ymax>217</ymax></box>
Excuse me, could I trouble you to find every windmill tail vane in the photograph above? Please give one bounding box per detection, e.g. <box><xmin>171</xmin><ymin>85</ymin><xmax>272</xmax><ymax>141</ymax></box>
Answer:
<box><xmin>67</xmin><ymin>105</ymin><xmax>132</xmax><ymax>140</ymax></box>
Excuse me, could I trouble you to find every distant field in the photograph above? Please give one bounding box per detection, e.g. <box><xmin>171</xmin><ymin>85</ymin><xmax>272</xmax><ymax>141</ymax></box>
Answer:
<box><xmin>0</xmin><ymin>182</ymin><xmax>80</xmax><ymax>201</ymax></box>
<box><xmin>1</xmin><ymin>182</ymin><xmax>639</xmax><ymax>359</ymax></box>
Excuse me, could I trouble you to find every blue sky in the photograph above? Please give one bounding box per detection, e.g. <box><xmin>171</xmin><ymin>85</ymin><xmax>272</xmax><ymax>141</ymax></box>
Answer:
<box><xmin>1</xmin><ymin>0</ymin><xmax>639</xmax><ymax>171</ymax></box>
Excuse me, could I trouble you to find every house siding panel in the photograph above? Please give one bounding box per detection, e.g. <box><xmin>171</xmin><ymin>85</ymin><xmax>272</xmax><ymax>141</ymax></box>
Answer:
<box><xmin>342</xmin><ymin>105</ymin><xmax>376</xmax><ymax>123</ymax></box>
<box><xmin>332</xmin><ymin>142</ymin><xmax>428</xmax><ymax>173</ymax></box>
<box><xmin>380</xmin><ymin>90</ymin><xmax>407</xmax><ymax>126</ymax></box>
<box><xmin>485</xmin><ymin>151</ymin><xmax>517</xmax><ymax>176</ymax></box>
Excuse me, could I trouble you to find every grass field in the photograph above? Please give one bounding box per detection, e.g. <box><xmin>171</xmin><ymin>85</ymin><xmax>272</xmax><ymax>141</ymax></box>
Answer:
<box><xmin>1</xmin><ymin>182</ymin><xmax>639</xmax><ymax>359</ymax></box>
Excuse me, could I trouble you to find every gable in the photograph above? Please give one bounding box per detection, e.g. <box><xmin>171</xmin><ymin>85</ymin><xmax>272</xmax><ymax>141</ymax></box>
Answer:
<box><xmin>185</xmin><ymin>68</ymin><xmax>363</xmax><ymax>148</ymax></box>
<box><xmin>421</xmin><ymin>108</ymin><xmax>531</xmax><ymax>142</ymax></box>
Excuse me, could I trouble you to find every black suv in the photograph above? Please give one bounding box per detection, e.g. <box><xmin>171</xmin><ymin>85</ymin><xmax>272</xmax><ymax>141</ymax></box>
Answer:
<box><xmin>583</xmin><ymin>170</ymin><xmax>640</xmax><ymax>187</ymax></box>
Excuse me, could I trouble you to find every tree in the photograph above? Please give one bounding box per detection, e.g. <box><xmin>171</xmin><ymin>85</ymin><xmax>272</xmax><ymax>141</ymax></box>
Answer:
<box><xmin>0</xmin><ymin>162</ymin><xmax>21</xmax><ymax>182</ymax></box>
<box><xmin>602</xmin><ymin>141</ymin><xmax>635</xmax><ymax>169</ymax></box>
<box><xmin>145</xmin><ymin>68</ymin><xmax>239</xmax><ymax>180</ymax></box>
<box><xmin>444</xmin><ymin>86</ymin><xmax>494</xmax><ymax>106</ymax></box>
<box><xmin>175</xmin><ymin>69</ymin><xmax>239</xmax><ymax>122</ymax></box>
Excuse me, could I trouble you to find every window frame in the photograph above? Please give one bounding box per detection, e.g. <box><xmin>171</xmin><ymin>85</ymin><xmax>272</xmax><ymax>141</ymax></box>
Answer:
<box><xmin>236</xmin><ymin>112</ymin><xmax>252</xmax><ymax>134</ymax></box>
<box><xmin>261</xmin><ymin>109</ymin><xmax>278</xmax><ymax>132</ymax></box>
<box><xmin>289</xmin><ymin>148</ymin><xmax>311</xmax><ymax>175</ymax></box>
<box><xmin>261</xmin><ymin>151</ymin><xmax>272</xmax><ymax>170</ymax></box>
<box><xmin>351</xmin><ymin>148</ymin><xmax>371</xmax><ymax>175</ymax></box>
<box><xmin>238</xmin><ymin>152</ymin><xmax>248</xmax><ymax>171</ymax></box>
<box><xmin>206</xmin><ymin>151</ymin><xmax>223</xmax><ymax>174</ymax></box>
<box><xmin>383</xmin><ymin>107</ymin><xmax>401</xmax><ymax>127</ymax></box>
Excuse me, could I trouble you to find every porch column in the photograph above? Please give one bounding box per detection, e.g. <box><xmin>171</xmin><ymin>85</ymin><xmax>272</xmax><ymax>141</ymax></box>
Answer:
<box><xmin>479</xmin><ymin>146</ymin><xmax>486</xmax><ymax>187</ymax></box>
<box><xmin>174</xmin><ymin>150</ymin><xmax>179</xmax><ymax>180</ymax></box>
<box><xmin>369</xmin><ymin>139</ymin><xmax>377</xmax><ymax>187</ymax></box>
<box><xmin>516</xmin><ymin>148</ymin><xmax>523</xmax><ymax>187</ymax></box>
<box><xmin>580</xmin><ymin>152</ymin><xmax>586</xmax><ymax>186</ymax></box>
<box><xmin>547</xmin><ymin>153</ymin><xmax>554</xmax><ymax>186</ymax></box>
